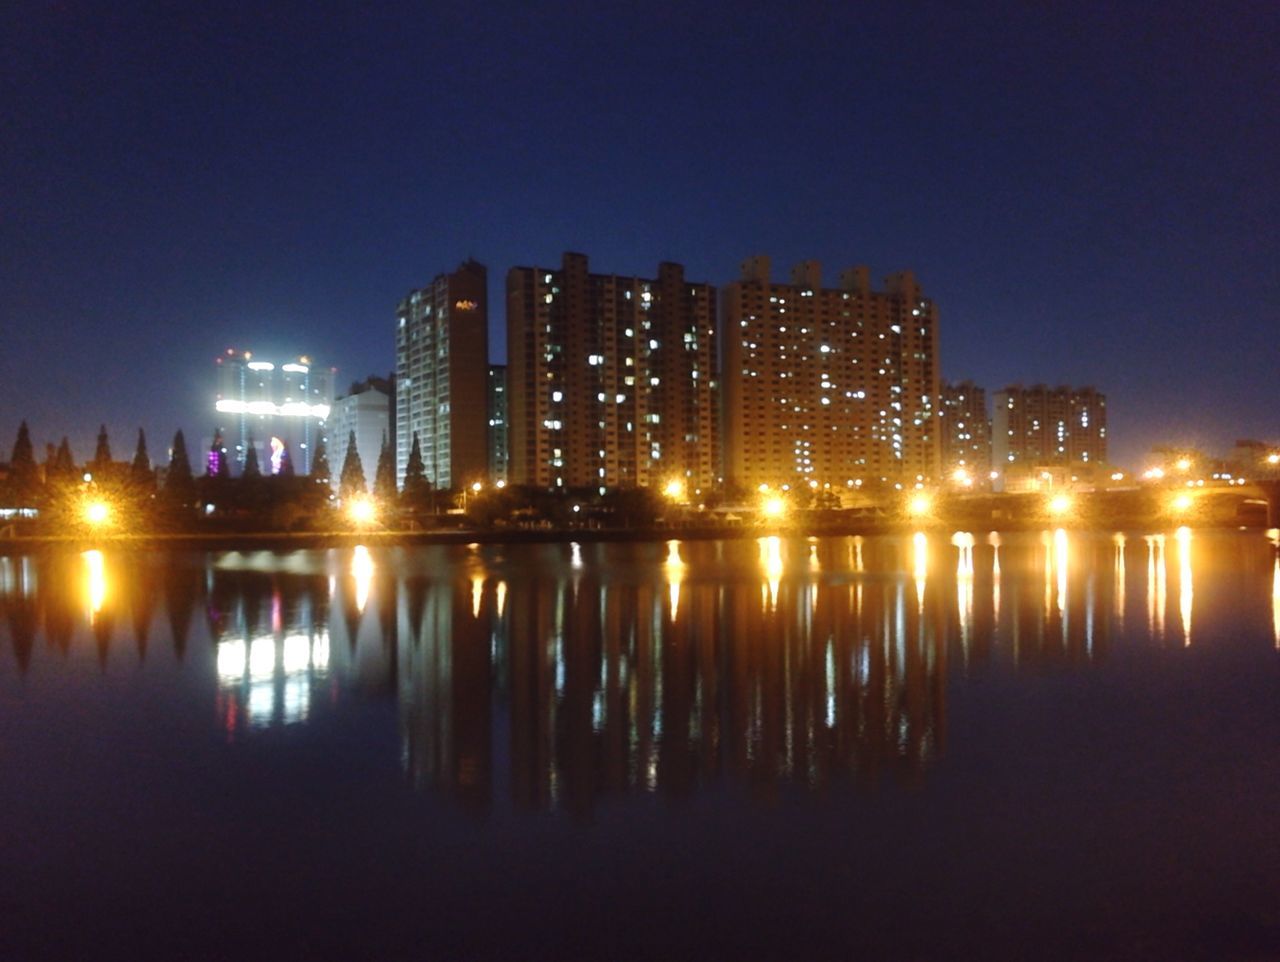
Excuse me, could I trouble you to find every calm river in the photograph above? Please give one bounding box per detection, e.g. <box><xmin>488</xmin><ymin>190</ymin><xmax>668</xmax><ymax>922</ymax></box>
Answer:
<box><xmin>2</xmin><ymin>530</ymin><xmax>1278</xmax><ymax>960</ymax></box>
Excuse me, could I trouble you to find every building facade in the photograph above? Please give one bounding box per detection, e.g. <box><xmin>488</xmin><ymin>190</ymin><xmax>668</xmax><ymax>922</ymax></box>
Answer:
<box><xmin>330</xmin><ymin>379</ymin><xmax>393</xmax><ymax>494</ymax></box>
<box><xmin>991</xmin><ymin>384</ymin><xmax>1107</xmax><ymax>488</ymax></box>
<box><xmin>213</xmin><ymin>350</ymin><xmax>334</xmax><ymax>475</ymax></box>
<box><xmin>939</xmin><ymin>380</ymin><xmax>991</xmax><ymax>482</ymax></box>
<box><xmin>395</xmin><ymin>260</ymin><xmax>490</xmax><ymax>491</ymax></box>
<box><xmin>722</xmin><ymin>257</ymin><xmax>940</xmax><ymax>491</ymax></box>
<box><xmin>487</xmin><ymin>365</ymin><xmax>508</xmax><ymax>484</ymax></box>
<box><xmin>506</xmin><ymin>253</ymin><xmax>718</xmax><ymax>493</ymax></box>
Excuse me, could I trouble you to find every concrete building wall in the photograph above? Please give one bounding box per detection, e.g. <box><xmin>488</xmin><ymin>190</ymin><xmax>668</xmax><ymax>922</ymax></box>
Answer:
<box><xmin>395</xmin><ymin>260</ymin><xmax>490</xmax><ymax>491</ymax></box>
<box><xmin>722</xmin><ymin>258</ymin><xmax>940</xmax><ymax>491</ymax></box>
<box><xmin>505</xmin><ymin>253</ymin><xmax>717</xmax><ymax>493</ymax></box>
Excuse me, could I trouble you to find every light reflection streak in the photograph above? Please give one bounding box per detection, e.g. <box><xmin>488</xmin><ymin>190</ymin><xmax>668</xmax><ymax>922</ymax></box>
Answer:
<box><xmin>1145</xmin><ymin>535</ymin><xmax>1167</xmax><ymax>640</ymax></box>
<box><xmin>759</xmin><ymin>536</ymin><xmax>782</xmax><ymax>610</ymax></box>
<box><xmin>1272</xmin><ymin>555</ymin><xmax>1280</xmax><ymax>649</ymax></box>
<box><xmin>854</xmin><ymin>535</ymin><xmax>865</xmax><ymax>573</ymax></box>
<box><xmin>1041</xmin><ymin>531</ymin><xmax>1053</xmax><ymax>617</ymax></box>
<box><xmin>471</xmin><ymin>572</ymin><xmax>484</xmax><ymax>618</ymax></box>
<box><xmin>351</xmin><ymin>545</ymin><xmax>373</xmax><ymax>613</ymax></box>
<box><xmin>1113</xmin><ymin>534</ymin><xmax>1126</xmax><ymax>629</ymax></box>
<box><xmin>1054</xmin><ymin>528</ymin><xmax>1068</xmax><ymax>619</ymax></box>
<box><xmin>82</xmin><ymin>550</ymin><xmax>106</xmax><ymax>623</ymax></box>
<box><xmin>951</xmin><ymin>533</ymin><xmax>975</xmax><ymax>660</ymax></box>
<box><xmin>912</xmin><ymin>532</ymin><xmax>928</xmax><ymax>610</ymax></box>
<box><xmin>1176</xmin><ymin>527</ymin><xmax>1192</xmax><ymax>645</ymax></box>
<box><xmin>989</xmin><ymin>533</ymin><xmax>1001</xmax><ymax>624</ymax></box>
<box><xmin>664</xmin><ymin>540</ymin><xmax>685</xmax><ymax>620</ymax></box>
<box><xmin>496</xmin><ymin>580</ymin><xmax>507</xmax><ymax>618</ymax></box>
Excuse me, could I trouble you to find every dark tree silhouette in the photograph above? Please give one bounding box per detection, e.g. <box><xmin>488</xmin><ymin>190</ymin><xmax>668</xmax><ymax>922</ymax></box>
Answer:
<box><xmin>208</xmin><ymin>431</ymin><xmax>231</xmax><ymax>479</ymax></box>
<box><xmin>7</xmin><ymin>421</ymin><xmax>39</xmax><ymax>502</ymax></box>
<box><xmin>243</xmin><ymin>437</ymin><xmax>261</xmax><ymax>479</ymax></box>
<box><xmin>338</xmin><ymin>431</ymin><xmax>366</xmax><ymax>499</ymax></box>
<box><xmin>373</xmin><ymin>432</ymin><xmax>397</xmax><ymax>502</ymax></box>
<box><xmin>164</xmin><ymin>430</ymin><xmax>195</xmax><ymax>502</ymax></box>
<box><xmin>130</xmin><ymin>429</ymin><xmax>153</xmax><ymax>488</ymax></box>
<box><xmin>402</xmin><ymin>431</ymin><xmax>431</xmax><ymax>508</ymax></box>
<box><xmin>92</xmin><ymin>424</ymin><xmax>112</xmax><ymax>471</ymax></box>
<box><xmin>48</xmin><ymin>437</ymin><xmax>76</xmax><ymax>486</ymax></box>
<box><xmin>310</xmin><ymin>437</ymin><xmax>331</xmax><ymax>487</ymax></box>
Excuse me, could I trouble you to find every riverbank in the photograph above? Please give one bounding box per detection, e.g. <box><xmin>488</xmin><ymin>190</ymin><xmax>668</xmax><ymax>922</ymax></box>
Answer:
<box><xmin>1</xmin><ymin>516</ymin><xmax>1272</xmax><ymax>555</ymax></box>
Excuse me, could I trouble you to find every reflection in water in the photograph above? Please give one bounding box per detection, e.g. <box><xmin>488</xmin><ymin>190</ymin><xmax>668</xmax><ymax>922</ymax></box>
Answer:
<box><xmin>83</xmin><ymin>550</ymin><xmax>107</xmax><ymax>624</ymax></box>
<box><xmin>1176</xmin><ymin>527</ymin><xmax>1193</xmax><ymax>646</ymax></box>
<box><xmin>952</xmin><ymin>533</ymin><xmax>975</xmax><ymax>663</ymax></box>
<box><xmin>759</xmin><ymin>536</ymin><xmax>782</xmax><ymax>610</ymax></box>
<box><xmin>664</xmin><ymin>540</ymin><xmax>685</xmax><ymax>620</ymax></box>
<box><xmin>913</xmin><ymin>531</ymin><xmax>928</xmax><ymax>609</ymax></box>
<box><xmin>1113</xmin><ymin>534</ymin><xmax>1126</xmax><ymax>630</ymax></box>
<box><xmin>4</xmin><ymin>532</ymin><xmax>1279</xmax><ymax>815</ymax></box>
<box><xmin>351</xmin><ymin>545</ymin><xmax>374</xmax><ymax>614</ymax></box>
<box><xmin>1146</xmin><ymin>535</ymin><xmax>1167</xmax><ymax>640</ymax></box>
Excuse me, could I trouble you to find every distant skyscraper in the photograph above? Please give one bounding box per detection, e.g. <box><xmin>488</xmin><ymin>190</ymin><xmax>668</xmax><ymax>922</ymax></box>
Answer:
<box><xmin>939</xmin><ymin>380</ymin><xmax>991</xmax><ymax>481</ymax></box>
<box><xmin>722</xmin><ymin>257</ymin><xmax>940</xmax><ymax>490</ymax></box>
<box><xmin>213</xmin><ymin>350</ymin><xmax>333</xmax><ymax>474</ymax></box>
<box><xmin>395</xmin><ymin>260</ymin><xmax>489</xmax><ymax>490</ymax></box>
<box><xmin>506</xmin><ymin>252</ymin><xmax>718</xmax><ymax>492</ymax></box>
<box><xmin>992</xmin><ymin>384</ymin><xmax>1107</xmax><ymax>485</ymax></box>
<box><xmin>488</xmin><ymin>365</ymin><xmax>508</xmax><ymax>484</ymax></box>
<box><xmin>330</xmin><ymin>378</ymin><xmax>392</xmax><ymax>494</ymax></box>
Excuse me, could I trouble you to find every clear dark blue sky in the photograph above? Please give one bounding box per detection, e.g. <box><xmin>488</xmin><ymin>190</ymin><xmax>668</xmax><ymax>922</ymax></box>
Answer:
<box><xmin>3</xmin><ymin>1</ymin><xmax>1277</xmax><ymax>469</ymax></box>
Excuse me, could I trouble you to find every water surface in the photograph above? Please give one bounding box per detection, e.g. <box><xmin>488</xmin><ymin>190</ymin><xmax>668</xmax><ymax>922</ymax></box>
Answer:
<box><xmin>2</xmin><ymin>530</ymin><xmax>1278</xmax><ymax>960</ymax></box>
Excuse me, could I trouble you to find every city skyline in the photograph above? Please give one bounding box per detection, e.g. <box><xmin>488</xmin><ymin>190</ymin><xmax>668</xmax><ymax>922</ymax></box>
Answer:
<box><xmin>3</xmin><ymin>3</ymin><xmax>1277</xmax><ymax>469</ymax></box>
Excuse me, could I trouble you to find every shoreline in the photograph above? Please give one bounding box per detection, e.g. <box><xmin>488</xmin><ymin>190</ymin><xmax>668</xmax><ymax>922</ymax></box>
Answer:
<box><xmin>0</xmin><ymin>518</ymin><xmax>1271</xmax><ymax>555</ymax></box>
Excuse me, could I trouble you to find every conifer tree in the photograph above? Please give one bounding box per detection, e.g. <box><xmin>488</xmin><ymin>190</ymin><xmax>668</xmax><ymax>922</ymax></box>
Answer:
<box><xmin>277</xmin><ymin>442</ymin><xmax>295</xmax><ymax>478</ymax></box>
<box><xmin>131</xmin><ymin>429</ymin><xmax>154</xmax><ymax>490</ymax></box>
<box><xmin>339</xmin><ymin>431</ymin><xmax>366</xmax><ymax>499</ymax></box>
<box><xmin>310</xmin><ymin>437</ymin><xmax>331</xmax><ymax>487</ymax></box>
<box><xmin>165</xmin><ymin>430</ymin><xmax>195</xmax><ymax>501</ymax></box>
<box><xmin>92</xmin><ymin>424</ymin><xmax>112</xmax><ymax>470</ymax></box>
<box><xmin>50</xmin><ymin>437</ymin><xmax>76</xmax><ymax>485</ymax></box>
<box><xmin>243</xmin><ymin>437</ymin><xmax>261</xmax><ymax>479</ymax></box>
<box><xmin>8</xmin><ymin>421</ymin><xmax>39</xmax><ymax>501</ymax></box>
<box><xmin>402</xmin><ymin>432</ymin><xmax>431</xmax><ymax>507</ymax></box>
<box><xmin>373</xmin><ymin>432</ymin><xmax>397</xmax><ymax>502</ymax></box>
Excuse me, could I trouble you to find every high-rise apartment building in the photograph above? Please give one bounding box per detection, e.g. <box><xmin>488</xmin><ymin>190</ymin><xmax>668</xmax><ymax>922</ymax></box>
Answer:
<box><xmin>330</xmin><ymin>378</ymin><xmax>393</xmax><ymax>494</ymax></box>
<box><xmin>939</xmin><ymin>380</ymin><xmax>991</xmax><ymax>481</ymax></box>
<box><xmin>991</xmin><ymin>385</ymin><xmax>1107</xmax><ymax>483</ymax></box>
<box><xmin>213</xmin><ymin>349</ymin><xmax>333</xmax><ymax>475</ymax></box>
<box><xmin>487</xmin><ymin>365</ymin><xmax>508</xmax><ymax>484</ymax></box>
<box><xmin>395</xmin><ymin>260</ymin><xmax>489</xmax><ymax>491</ymax></box>
<box><xmin>506</xmin><ymin>253</ymin><xmax>718</xmax><ymax>492</ymax></box>
<box><xmin>722</xmin><ymin>257</ymin><xmax>940</xmax><ymax>490</ymax></box>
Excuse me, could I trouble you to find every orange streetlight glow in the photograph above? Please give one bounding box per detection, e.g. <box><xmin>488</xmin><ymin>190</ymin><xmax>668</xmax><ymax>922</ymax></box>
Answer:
<box><xmin>761</xmin><ymin>495</ymin><xmax>787</xmax><ymax>520</ymax></box>
<box><xmin>1047</xmin><ymin>494</ymin><xmax>1072</xmax><ymax>517</ymax></box>
<box><xmin>84</xmin><ymin>500</ymin><xmax>112</xmax><ymax>526</ymax></box>
<box><xmin>907</xmin><ymin>492</ymin><xmax>932</xmax><ymax>517</ymax></box>
<box><xmin>347</xmin><ymin>497</ymin><xmax>377</xmax><ymax>525</ymax></box>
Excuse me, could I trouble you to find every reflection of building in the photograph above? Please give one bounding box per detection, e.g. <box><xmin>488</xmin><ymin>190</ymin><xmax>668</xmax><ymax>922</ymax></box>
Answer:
<box><xmin>939</xmin><ymin>380</ymin><xmax>991</xmax><ymax>481</ymax></box>
<box><xmin>506</xmin><ymin>253</ymin><xmax>718</xmax><ymax>493</ymax></box>
<box><xmin>488</xmin><ymin>365</ymin><xmax>508</xmax><ymax>484</ymax></box>
<box><xmin>395</xmin><ymin>260</ymin><xmax>489</xmax><ymax>491</ymax></box>
<box><xmin>330</xmin><ymin>378</ymin><xmax>393</xmax><ymax>493</ymax></box>
<box><xmin>214</xmin><ymin>349</ymin><xmax>334</xmax><ymax>475</ymax></box>
<box><xmin>722</xmin><ymin>257</ymin><xmax>941</xmax><ymax>489</ymax></box>
<box><xmin>991</xmin><ymin>384</ymin><xmax>1106</xmax><ymax>490</ymax></box>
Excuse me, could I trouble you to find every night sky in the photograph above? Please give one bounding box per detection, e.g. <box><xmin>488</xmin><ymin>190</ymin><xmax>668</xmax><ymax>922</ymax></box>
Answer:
<box><xmin>3</xmin><ymin>1</ymin><xmax>1277</xmax><ymax>470</ymax></box>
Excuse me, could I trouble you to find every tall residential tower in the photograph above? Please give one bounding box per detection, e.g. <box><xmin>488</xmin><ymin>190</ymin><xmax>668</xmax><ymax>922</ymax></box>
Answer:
<box><xmin>395</xmin><ymin>260</ymin><xmax>489</xmax><ymax>490</ymax></box>
<box><xmin>506</xmin><ymin>253</ymin><xmax>718</xmax><ymax>493</ymax></box>
<box><xmin>722</xmin><ymin>258</ymin><xmax>940</xmax><ymax>491</ymax></box>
